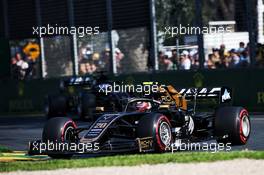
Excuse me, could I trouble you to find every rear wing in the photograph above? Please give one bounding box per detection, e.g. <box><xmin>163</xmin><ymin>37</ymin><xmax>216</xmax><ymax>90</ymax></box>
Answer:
<box><xmin>178</xmin><ymin>87</ymin><xmax>232</xmax><ymax>103</ymax></box>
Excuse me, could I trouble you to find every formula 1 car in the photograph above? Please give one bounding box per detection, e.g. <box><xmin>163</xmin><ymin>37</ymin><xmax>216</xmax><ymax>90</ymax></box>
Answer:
<box><xmin>44</xmin><ymin>72</ymin><xmax>130</xmax><ymax>120</ymax></box>
<box><xmin>29</xmin><ymin>85</ymin><xmax>251</xmax><ymax>158</ymax></box>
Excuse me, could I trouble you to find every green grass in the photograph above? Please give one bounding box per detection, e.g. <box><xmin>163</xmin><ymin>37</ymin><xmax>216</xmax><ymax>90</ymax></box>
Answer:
<box><xmin>0</xmin><ymin>145</ymin><xmax>12</xmax><ymax>153</ymax></box>
<box><xmin>1</xmin><ymin>151</ymin><xmax>264</xmax><ymax>172</ymax></box>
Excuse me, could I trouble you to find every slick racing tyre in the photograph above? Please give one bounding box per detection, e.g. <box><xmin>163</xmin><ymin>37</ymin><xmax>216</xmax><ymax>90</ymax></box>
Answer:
<box><xmin>45</xmin><ymin>95</ymin><xmax>67</xmax><ymax>119</ymax></box>
<box><xmin>78</xmin><ymin>93</ymin><xmax>96</xmax><ymax>121</ymax></box>
<box><xmin>137</xmin><ymin>113</ymin><xmax>172</xmax><ymax>152</ymax></box>
<box><xmin>215</xmin><ymin>106</ymin><xmax>251</xmax><ymax>145</ymax></box>
<box><xmin>42</xmin><ymin>117</ymin><xmax>77</xmax><ymax>159</ymax></box>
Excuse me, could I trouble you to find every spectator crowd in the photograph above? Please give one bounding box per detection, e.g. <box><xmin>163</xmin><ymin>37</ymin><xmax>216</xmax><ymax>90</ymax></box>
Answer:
<box><xmin>159</xmin><ymin>48</ymin><xmax>199</xmax><ymax>70</ymax></box>
<box><xmin>10</xmin><ymin>41</ymin><xmax>264</xmax><ymax>80</ymax></box>
<box><xmin>158</xmin><ymin>42</ymin><xmax>264</xmax><ymax>70</ymax></box>
<box><xmin>78</xmin><ymin>45</ymin><xmax>124</xmax><ymax>75</ymax></box>
<box><xmin>205</xmin><ymin>42</ymin><xmax>250</xmax><ymax>69</ymax></box>
<box><xmin>10</xmin><ymin>41</ymin><xmax>40</xmax><ymax>80</ymax></box>
<box><xmin>11</xmin><ymin>52</ymin><xmax>39</xmax><ymax>80</ymax></box>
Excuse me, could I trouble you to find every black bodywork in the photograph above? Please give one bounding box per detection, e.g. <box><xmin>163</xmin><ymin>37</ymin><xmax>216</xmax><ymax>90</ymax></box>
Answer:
<box><xmin>30</xmin><ymin>86</ymin><xmax>250</xmax><ymax>157</ymax></box>
<box><xmin>45</xmin><ymin>73</ymin><xmax>131</xmax><ymax>120</ymax></box>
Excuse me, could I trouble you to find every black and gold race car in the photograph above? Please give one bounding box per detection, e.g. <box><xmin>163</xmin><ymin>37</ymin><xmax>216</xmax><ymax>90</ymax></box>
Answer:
<box><xmin>29</xmin><ymin>85</ymin><xmax>250</xmax><ymax>158</ymax></box>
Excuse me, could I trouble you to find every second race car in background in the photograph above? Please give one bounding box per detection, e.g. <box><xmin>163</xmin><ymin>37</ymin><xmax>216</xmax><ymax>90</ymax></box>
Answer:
<box><xmin>44</xmin><ymin>72</ymin><xmax>130</xmax><ymax>120</ymax></box>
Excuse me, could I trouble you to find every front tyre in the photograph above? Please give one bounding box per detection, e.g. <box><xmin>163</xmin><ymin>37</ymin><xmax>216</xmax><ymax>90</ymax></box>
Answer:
<box><xmin>42</xmin><ymin>117</ymin><xmax>77</xmax><ymax>158</ymax></box>
<box><xmin>215</xmin><ymin>107</ymin><xmax>251</xmax><ymax>145</ymax></box>
<box><xmin>137</xmin><ymin>113</ymin><xmax>172</xmax><ymax>152</ymax></box>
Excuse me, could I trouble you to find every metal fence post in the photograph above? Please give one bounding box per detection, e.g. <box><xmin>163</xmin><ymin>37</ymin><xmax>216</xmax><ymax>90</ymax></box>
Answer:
<box><xmin>68</xmin><ymin>0</ymin><xmax>79</xmax><ymax>75</ymax></box>
<box><xmin>35</xmin><ymin>0</ymin><xmax>47</xmax><ymax>78</ymax></box>
<box><xmin>150</xmin><ymin>0</ymin><xmax>158</xmax><ymax>71</ymax></box>
<box><xmin>106</xmin><ymin>0</ymin><xmax>116</xmax><ymax>74</ymax></box>
<box><xmin>195</xmin><ymin>0</ymin><xmax>205</xmax><ymax>69</ymax></box>
<box><xmin>246</xmin><ymin>0</ymin><xmax>257</xmax><ymax>65</ymax></box>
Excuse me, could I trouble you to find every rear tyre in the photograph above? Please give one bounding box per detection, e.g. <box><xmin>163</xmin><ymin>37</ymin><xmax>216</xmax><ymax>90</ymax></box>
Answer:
<box><xmin>137</xmin><ymin>113</ymin><xmax>172</xmax><ymax>152</ymax></box>
<box><xmin>78</xmin><ymin>93</ymin><xmax>96</xmax><ymax>121</ymax></box>
<box><xmin>45</xmin><ymin>95</ymin><xmax>67</xmax><ymax>119</ymax></box>
<box><xmin>42</xmin><ymin>117</ymin><xmax>77</xmax><ymax>159</ymax></box>
<box><xmin>215</xmin><ymin>106</ymin><xmax>250</xmax><ymax>145</ymax></box>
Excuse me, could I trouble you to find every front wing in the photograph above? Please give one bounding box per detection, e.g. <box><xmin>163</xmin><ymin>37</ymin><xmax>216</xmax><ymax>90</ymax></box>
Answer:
<box><xmin>28</xmin><ymin>137</ymin><xmax>154</xmax><ymax>156</ymax></box>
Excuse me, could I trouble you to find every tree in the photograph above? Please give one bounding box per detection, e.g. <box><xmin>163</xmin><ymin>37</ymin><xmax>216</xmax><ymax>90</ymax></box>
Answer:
<box><xmin>156</xmin><ymin>0</ymin><xmax>235</xmax><ymax>45</ymax></box>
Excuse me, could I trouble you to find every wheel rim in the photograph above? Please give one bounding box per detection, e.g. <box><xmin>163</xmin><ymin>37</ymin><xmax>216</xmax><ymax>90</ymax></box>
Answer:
<box><xmin>159</xmin><ymin>121</ymin><xmax>172</xmax><ymax>146</ymax></box>
<box><xmin>241</xmin><ymin>115</ymin><xmax>250</xmax><ymax>137</ymax></box>
<box><xmin>64</xmin><ymin>126</ymin><xmax>75</xmax><ymax>142</ymax></box>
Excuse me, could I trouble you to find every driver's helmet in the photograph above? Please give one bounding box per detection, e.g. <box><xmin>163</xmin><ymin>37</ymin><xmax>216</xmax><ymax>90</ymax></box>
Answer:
<box><xmin>136</xmin><ymin>101</ymin><xmax>152</xmax><ymax>112</ymax></box>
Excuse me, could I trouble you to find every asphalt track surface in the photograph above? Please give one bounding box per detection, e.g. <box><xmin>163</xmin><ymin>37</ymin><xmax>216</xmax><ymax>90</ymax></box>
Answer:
<box><xmin>0</xmin><ymin>114</ymin><xmax>263</xmax><ymax>151</ymax></box>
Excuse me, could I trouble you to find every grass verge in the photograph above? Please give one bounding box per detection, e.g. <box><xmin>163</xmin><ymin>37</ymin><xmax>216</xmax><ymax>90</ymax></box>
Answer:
<box><xmin>0</xmin><ymin>145</ymin><xmax>12</xmax><ymax>153</ymax></box>
<box><xmin>1</xmin><ymin>151</ymin><xmax>264</xmax><ymax>172</ymax></box>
